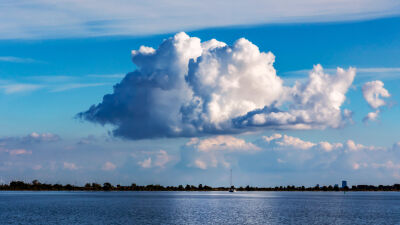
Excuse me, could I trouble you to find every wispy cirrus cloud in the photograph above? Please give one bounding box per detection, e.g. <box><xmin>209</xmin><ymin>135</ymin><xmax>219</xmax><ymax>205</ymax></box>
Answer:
<box><xmin>0</xmin><ymin>0</ymin><xmax>399</xmax><ymax>39</ymax></box>
<box><xmin>284</xmin><ymin>67</ymin><xmax>400</xmax><ymax>81</ymax></box>
<box><xmin>29</xmin><ymin>75</ymin><xmax>75</xmax><ymax>83</ymax></box>
<box><xmin>87</xmin><ymin>74</ymin><xmax>125</xmax><ymax>79</ymax></box>
<box><xmin>357</xmin><ymin>68</ymin><xmax>400</xmax><ymax>73</ymax></box>
<box><xmin>0</xmin><ymin>74</ymin><xmax>117</xmax><ymax>94</ymax></box>
<box><xmin>0</xmin><ymin>84</ymin><xmax>43</xmax><ymax>94</ymax></box>
<box><xmin>0</xmin><ymin>56</ymin><xmax>40</xmax><ymax>63</ymax></box>
<box><xmin>0</xmin><ymin>82</ymin><xmax>109</xmax><ymax>94</ymax></box>
<box><xmin>50</xmin><ymin>83</ymin><xmax>111</xmax><ymax>92</ymax></box>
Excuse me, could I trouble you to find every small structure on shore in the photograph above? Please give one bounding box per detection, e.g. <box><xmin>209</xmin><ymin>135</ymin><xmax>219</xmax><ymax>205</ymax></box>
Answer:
<box><xmin>342</xmin><ymin>180</ymin><xmax>348</xmax><ymax>188</ymax></box>
<box><xmin>229</xmin><ymin>169</ymin><xmax>236</xmax><ymax>192</ymax></box>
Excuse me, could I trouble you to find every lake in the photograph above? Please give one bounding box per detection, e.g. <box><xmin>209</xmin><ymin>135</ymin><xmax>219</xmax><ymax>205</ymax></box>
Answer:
<box><xmin>0</xmin><ymin>191</ymin><xmax>399</xmax><ymax>224</ymax></box>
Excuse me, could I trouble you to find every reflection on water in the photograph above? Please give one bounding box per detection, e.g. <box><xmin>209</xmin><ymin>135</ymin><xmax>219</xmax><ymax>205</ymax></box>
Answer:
<box><xmin>0</xmin><ymin>191</ymin><xmax>399</xmax><ymax>224</ymax></box>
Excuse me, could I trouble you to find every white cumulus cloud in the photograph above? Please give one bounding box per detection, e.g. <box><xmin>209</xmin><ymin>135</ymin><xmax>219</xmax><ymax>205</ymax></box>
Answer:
<box><xmin>79</xmin><ymin>33</ymin><xmax>357</xmax><ymax>139</ymax></box>
<box><xmin>188</xmin><ymin>135</ymin><xmax>260</xmax><ymax>152</ymax></box>
<box><xmin>26</xmin><ymin>132</ymin><xmax>60</xmax><ymax>143</ymax></box>
<box><xmin>275</xmin><ymin>135</ymin><xmax>316</xmax><ymax>150</ymax></box>
<box><xmin>362</xmin><ymin>80</ymin><xmax>390</xmax><ymax>122</ymax></box>
<box><xmin>262</xmin><ymin>134</ymin><xmax>377</xmax><ymax>152</ymax></box>
<box><xmin>235</xmin><ymin>65</ymin><xmax>355</xmax><ymax>130</ymax></box>
<box><xmin>263</xmin><ymin>133</ymin><xmax>283</xmax><ymax>143</ymax></box>
<box><xmin>137</xmin><ymin>150</ymin><xmax>172</xmax><ymax>169</ymax></box>
<box><xmin>8</xmin><ymin>149</ymin><xmax>32</xmax><ymax>156</ymax></box>
<box><xmin>363</xmin><ymin>110</ymin><xmax>380</xmax><ymax>123</ymax></box>
<box><xmin>138</xmin><ymin>158</ymin><xmax>152</xmax><ymax>169</ymax></box>
<box><xmin>362</xmin><ymin>80</ymin><xmax>390</xmax><ymax>109</ymax></box>
<box><xmin>178</xmin><ymin>133</ymin><xmax>397</xmax><ymax>174</ymax></box>
<box><xmin>182</xmin><ymin>135</ymin><xmax>259</xmax><ymax>170</ymax></box>
<box><xmin>318</xmin><ymin>141</ymin><xmax>343</xmax><ymax>152</ymax></box>
<box><xmin>63</xmin><ymin>162</ymin><xmax>78</xmax><ymax>170</ymax></box>
<box><xmin>102</xmin><ymin>161</ymin><xmax>116</xmax><ymax>171</ymax></box>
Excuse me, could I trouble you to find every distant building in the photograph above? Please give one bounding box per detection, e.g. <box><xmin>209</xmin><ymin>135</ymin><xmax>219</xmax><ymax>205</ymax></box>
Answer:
<box><xmin>342</xmin><ymin>180</ymin><xmax>347</xmax><ymax>188</ymax></box>
<box><xmin>334</xmin><ymin>184</ymin><xmax>339</xmax><ymax>188</ymax></box>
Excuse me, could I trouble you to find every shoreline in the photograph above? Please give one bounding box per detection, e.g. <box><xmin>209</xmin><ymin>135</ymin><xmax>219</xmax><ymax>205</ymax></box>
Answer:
<box><xmin>1</xmin><ymin>190</ymin><xmax>400</xmax><ymax>192</ymax></box>
<box><xmin>1</xmin><ymin>181</ymin><xmax>400</xmax><ymax>192</ymax></box>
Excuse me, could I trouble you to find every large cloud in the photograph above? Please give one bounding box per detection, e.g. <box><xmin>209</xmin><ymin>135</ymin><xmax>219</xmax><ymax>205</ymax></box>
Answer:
<box><xmin>78</xmin><ymin>32</ymin><xmax>355</xmax><ymax>139</ymax></box>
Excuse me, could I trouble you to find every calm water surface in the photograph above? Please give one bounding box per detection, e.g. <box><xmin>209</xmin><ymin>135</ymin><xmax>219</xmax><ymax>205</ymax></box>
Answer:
<box><xmin>0</xmin><ymin>191</ymin><xmax>399</xmax><ymax>225</ymax></box>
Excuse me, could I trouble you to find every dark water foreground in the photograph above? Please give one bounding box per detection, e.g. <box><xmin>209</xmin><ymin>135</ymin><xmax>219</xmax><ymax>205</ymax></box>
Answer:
<box><xmin>0</xmin><ymin>191</ymin><xmax>399</xmax><ymax>225</ymax></box>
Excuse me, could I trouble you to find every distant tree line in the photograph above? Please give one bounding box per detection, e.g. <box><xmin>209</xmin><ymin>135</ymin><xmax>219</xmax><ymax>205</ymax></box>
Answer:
<box><xmin>1</xmin><ymin>180</ymin><xmax>400</xmax><ymax>191</ymax></box>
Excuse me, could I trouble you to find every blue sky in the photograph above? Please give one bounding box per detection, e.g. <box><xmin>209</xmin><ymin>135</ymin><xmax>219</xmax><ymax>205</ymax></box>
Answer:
<box><xmin>1</xmin><ymin>1</ymin><xmax>400</xmax><ymax>187</ymax></box>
